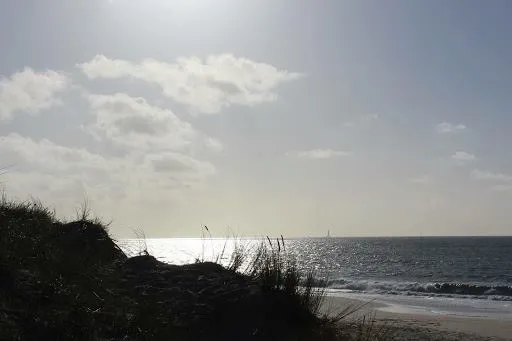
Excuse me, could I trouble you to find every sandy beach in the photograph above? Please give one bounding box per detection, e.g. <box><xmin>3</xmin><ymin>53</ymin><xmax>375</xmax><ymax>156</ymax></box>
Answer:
<box><xmin>324</xmin><ymin>295</ymin><xmax>512</xmax><ymax>341</ymax></box>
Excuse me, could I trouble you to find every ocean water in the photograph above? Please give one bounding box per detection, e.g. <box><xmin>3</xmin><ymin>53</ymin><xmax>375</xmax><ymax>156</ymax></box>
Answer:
<box><xmin>118</xmin><ymin>237</ymin><xmax>512</xmax><ymax>318</ymax></box>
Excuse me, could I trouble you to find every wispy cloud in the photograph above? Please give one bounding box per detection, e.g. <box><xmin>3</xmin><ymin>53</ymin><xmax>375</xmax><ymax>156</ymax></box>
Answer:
<box><xmin>204</xmin><ymin>137</ymin><xmax>223</xmax><ymax>152</ymax></box>
<box><xmin>0</xmin><ymin>68</ymin><xmax>69</xmax><ymax>120</ymax></box>
<box><xmin>78</xmin><ymin>54</ymin><xmax>303</xmax><ymax>114</ymax></box>
<box><xmin>452</xmin><ymin>151</ymin><xmax>476</xmax><ymax>164</ymax></box>
<box><xmin>471</xmin><ymin>169</ymin><xmax>512</xmax><ymax>182</ymax></box>
<box><xmin>436</xmin><ymin>122</ymin><xmax>466</xmax><ymax>134</ymax></box>
<box><xmin>471</xmin><ymin>169</ymin><xmax>512</xmax><ymax>192</ymax></box>
<box><xmin>287</xmin><ymin>149</ymin><xmax>351</xmax><ymax>160</ymax></box>
<box><xmin>489</xmin><ymin>184</ymin><xmax>512</xmax><ymax>192</ymax></box>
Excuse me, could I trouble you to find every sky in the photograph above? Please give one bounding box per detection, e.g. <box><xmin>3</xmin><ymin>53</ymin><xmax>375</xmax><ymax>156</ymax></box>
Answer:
<box><xmin>1</xmin><ymin>0</ymin><xmax>512</xmax><ymax>238</ymax></box>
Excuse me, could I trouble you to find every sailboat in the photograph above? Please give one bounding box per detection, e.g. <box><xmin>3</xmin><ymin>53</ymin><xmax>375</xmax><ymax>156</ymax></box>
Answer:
<box><xmin>326</xmin><ymin>229</ymin><xmax>331</xmax><ymax>238</ymax></box>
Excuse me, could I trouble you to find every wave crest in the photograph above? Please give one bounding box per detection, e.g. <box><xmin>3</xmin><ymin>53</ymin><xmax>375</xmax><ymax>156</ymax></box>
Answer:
<box><xmin>326</xmin><ymin>279</ymin><xmax>512</xmax><ymax>301</ymax></box>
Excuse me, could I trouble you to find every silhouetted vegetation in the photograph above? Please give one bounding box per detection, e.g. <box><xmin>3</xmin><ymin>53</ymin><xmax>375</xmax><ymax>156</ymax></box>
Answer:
<box><xmin>0</xmin><ymin>196</ymin><xmax>391</xmax><ymax>340</ymax></box>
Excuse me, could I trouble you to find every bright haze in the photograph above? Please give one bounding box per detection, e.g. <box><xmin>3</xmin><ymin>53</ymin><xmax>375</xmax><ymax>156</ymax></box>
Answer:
<box><xmin>1</xmin><ymin>1</ymin><xmax>512</xmax><ymax>237</ymax></box>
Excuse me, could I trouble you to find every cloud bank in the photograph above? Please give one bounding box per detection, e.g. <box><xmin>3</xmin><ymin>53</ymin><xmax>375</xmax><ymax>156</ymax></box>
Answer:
<box><xmin>1</xmin><ymin>53</ymin><xmax>303</xmax><ymax>219</ymax></box>
<box><xmin>78</xmin><ymin>54</ymin><xmax>303</xmax><ymax>114</ymax></box>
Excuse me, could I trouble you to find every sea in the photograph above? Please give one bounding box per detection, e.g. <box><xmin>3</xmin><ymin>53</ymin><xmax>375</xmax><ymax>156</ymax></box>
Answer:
<box><xmin>118</xmin><ymin>237</ymin><xmax>512</xmax><ymax>319</ymax></box>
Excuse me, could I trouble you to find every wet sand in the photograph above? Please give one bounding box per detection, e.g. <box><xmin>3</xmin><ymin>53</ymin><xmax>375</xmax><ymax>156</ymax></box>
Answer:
<box><xmin>324</xmin><ymin>296</ymin><xmax>512</xmax><ymax>341</ymax></box>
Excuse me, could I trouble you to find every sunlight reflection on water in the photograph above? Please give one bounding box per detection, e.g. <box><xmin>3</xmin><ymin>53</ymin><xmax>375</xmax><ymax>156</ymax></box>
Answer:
<box><xmin>118</xmin><ymin>238</ymin><xmax>261</xmax><ymax>266</ymax></box>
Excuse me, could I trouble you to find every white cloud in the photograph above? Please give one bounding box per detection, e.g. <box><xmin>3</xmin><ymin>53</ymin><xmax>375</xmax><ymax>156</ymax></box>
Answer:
<box><xmin>452</xmin><ymin>151</ymin><xmax>476</xmax><ymax>163</ymax></box>
<box><xmin>0</xmin><ymin>133</ymin><xmax>126</xmax><ymax>203</ymax></box>
<box><xmin>408</xmin><ymin>175</ymin><xmax>434</xmax><ymax>185</ymax></box>
<box><xmin>78</xmin><ymin>54</ymin><xmax>303</xmax><ymax>114</ymax></box>
<box><xmin>0</xmin><ymin>133</ymin><xmax>115</xmax><ymax>173</ymax></box>
<box><xmin>435</xmin><ymin>122</ymin><xmax>466</xmax><ymax>134</ymax></box>
<box><xmin>0</xmin><ymin>68</ymin><xmax>69</xmax><ymax>120</ymax></box>
<box><xmin>0</xmin><ymin>133</ymin><xmax>216</xmax><ymax>203</ymax></box>
<box><xmin>204</xmin><ymin>137</ymin><xmax>223</xmax><ymax>152</ymax></box>
<box><xmin>288</xmin><ymin>149</ymin><xmax>351</xmax><ymax>160</ymax></box>
<box><xmin>86</xmin><ymin>93</ymin><xmax>199</xmax><ymax>151</ymax></box>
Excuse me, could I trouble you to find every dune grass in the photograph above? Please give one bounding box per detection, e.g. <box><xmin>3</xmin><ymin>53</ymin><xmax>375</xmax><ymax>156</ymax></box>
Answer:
<box><xmin>194</xmin><ymin>232</ymin><xmax>395</xmax><ymax>340</ymax></box>
<box><xmin>0</xmin><ymin>196</ymin><xmax>394</xmax><ymax>340</ymax></box>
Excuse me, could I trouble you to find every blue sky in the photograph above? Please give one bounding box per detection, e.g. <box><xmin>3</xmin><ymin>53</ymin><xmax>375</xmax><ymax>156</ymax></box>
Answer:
<box><xmin>1</xmin><ymin>0</ymin><xmax>512</xmax><ymax>237</ymax></box>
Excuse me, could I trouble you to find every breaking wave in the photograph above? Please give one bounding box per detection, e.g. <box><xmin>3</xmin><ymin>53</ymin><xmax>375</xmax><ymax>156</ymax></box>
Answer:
<box><xmin>326</xmin><ymin>279</ymin><xmax>512</xmax><ymax>301</ymax></box>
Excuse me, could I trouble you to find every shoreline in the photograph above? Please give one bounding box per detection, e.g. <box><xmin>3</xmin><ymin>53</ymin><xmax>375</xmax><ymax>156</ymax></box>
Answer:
<box><xmin>324</xmin><ymin>294</ymin><xmax>512</xmax><ymax>340</ymax></box>
<box><xmin>3</xmin><ymin>199</ymin><xmax>511</xmax><ymax>340</ymax></box>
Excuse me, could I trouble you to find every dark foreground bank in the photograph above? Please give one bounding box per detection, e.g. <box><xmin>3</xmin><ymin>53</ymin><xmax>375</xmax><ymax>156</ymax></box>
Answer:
<box><xmin>0</xmin><ymin>198</ymin><xmax>390</xmax><ymax>341</ymax></box>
